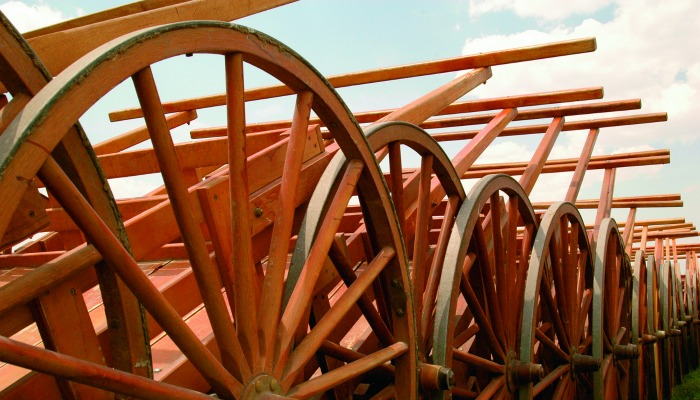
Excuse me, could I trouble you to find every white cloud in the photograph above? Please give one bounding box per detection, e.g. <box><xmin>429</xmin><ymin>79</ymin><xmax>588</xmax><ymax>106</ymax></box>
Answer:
<box><xmin>462</xmin><ymin>0</ymin><xmax>700</xmax><ymax>152</ymax></box>
<box><xmin>476</xmin><ymin>140</ymin><xmax>533</xmax><ymax>164</ymax></box>
<box><xmin>469</xmin><ymin>0</ymin><xmax>614</xmax><ymax>20</ymax></box>
<box><xmin>0</xmin><ymin>1</ymin><xmax>65</xmax><ymax>33</ymax></box>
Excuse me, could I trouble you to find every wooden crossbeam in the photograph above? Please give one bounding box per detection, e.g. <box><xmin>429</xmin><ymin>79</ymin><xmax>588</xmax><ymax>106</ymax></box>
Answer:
<box><xmin>430</xmin><ymin>113</ymin><xmax>668</xmax><ymax>141</ymax></box>
<box><xmin>462</xmin><ymin>149</ymin><xmax>669</xmax><ymax>179</ymax></box>
<box><xmin>191</xmin><ymin>94</ymin><xmax>633</xmax><ymax>139</ymax></box>
<box><xmin>8</xmin><ymin>0</ymin><xmax>295</xmax><ymax>94</ymax></box>
<box><xmin>109</xmin><ymin>38</ymin><xmax>597</xmax><ymax>121</ymax></box>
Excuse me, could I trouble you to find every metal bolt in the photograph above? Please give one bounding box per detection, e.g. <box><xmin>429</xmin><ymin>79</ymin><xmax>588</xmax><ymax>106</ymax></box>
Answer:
<box><xmin>69</xmin><ymin>288</ymin><xmax>76</xmax><ymax>296</ymax></box>
<box><xmin>254</xmin><ymin>207</ymin><xmax>264</xmax><ymax>218</ymax></box>
<box><xmin>270</xmin><ymin>379</ymin><xmax>281</xmax><ymax>392</ymax></box>
<box><xmin>255</xmin><ymin>378</ymin><xmax>266</xmax><ymax>393</ymax></box>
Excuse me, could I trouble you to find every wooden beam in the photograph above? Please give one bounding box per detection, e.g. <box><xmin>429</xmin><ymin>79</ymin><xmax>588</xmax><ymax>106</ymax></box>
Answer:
<box><xmin>430</xmin><ymin>113</ymin><xmax>668</xmax><ymax>141</ymax></box>
<box><xmin>14</xmin><ymin>0</ymin><xmax>295</xmax><ymax>91</ymax></box>
<box><xmin>461</xmin><ymin>149</ymin><xmax>670</xmax><ymax>180</ymax></box>
<box><xmin>109</xmin><ymin>38</ymin><xmax>597</xmax><ymax>121</ymax></box>
<box><xmin>190</xmin><ymin>91</ymin><xmax>625</xmax><ymax>139</ymax></box>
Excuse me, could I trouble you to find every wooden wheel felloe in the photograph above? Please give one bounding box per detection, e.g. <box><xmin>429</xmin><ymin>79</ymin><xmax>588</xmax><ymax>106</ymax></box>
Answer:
<box><xmin>593</xmin><ymin>218</ymin><xmax>634</xmax><ymax>400</ymax></box>
<box><xmin>631</xmin><ymin>251</ymin><xmax>662</xmax><ymax>399</ymax></box>
<box><xmin>0</xmin><ymin>22</ymin><xmax>417</xmax><ymax>398</ymax></box>
<box><xmin>519</xmin><ymin>202</ymin><xmax>595</xmax><ymax>399</ymax></box>
<box><xmin>434</xmin><ymin>174</ymin><xmax>539</xmax><ymax>399</ymax></box>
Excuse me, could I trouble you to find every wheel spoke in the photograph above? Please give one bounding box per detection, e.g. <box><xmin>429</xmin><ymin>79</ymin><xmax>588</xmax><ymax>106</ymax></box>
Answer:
<box><xmin>412</xmin><ymin>154</ymin><xmax>434</xmax><ymax>344</ymax></box>
<box><xmin>285</xmin><ymin>342</ymin><xmax>408</xmax><ymax>399</ymax></box>
<box><xmin>421</xmin><ymin>195</ymin><xmax>459</xmax><ymax>346</ymax></box>
<box><xmin>281</xmin><ymin>247</ymin><xmax>395</xmax><ymax>386</ymax></box>
<box><xmin>387</xmin><ymin>141</ymin><xmax>405</xmax><ymax>232</ymax></box>
<box><xmin>329</xmin><ymin>236</ymin><xmax>395</xmax><ymax>346</ymax></box>
<box><xmin>549</xmin><ymin>230</ymin><xmax>571</xmax><ymax>345</ymax></box>
<box><xmin>260</xmin><ymin>91</ymin><xmax>314</xmax><ymax>369</ymax></box>
<box><xmin>452</xmin><ymin>347</ymin><xmax>505</xmax><ymax>374</ymax></box>
<box><xmin>535</xmin><ymin>326</ymin><xmax>569</xmax><ymax>363</ymax></box>
<box><xmin>132</xmin><ymin>66</ymin><xmax>249</xmax><ymax>380</ymax></box>
<box><xmin>224</xmin><ymin>52</ymin><xmax>262</xmax><ymax>372</ymax></box>
<box><xmin>38</xmin><ymin>156</ymin><xmax>241</xmax><ymax>397</ymax></box>
<box><xmin>460</xmin><ymin>269</ymin><xmax>506</xmax><ymax>360</ymax></box>
<box><xmin>474</xmin><ymin>222</ymin><xmax>508</xmax><ymax>350</ymax></box>
<box><xmin>0</xmin><ymin>336</ymin><xmax>214</xmax><ymax>400</ymax></box>
<box><xmin>533</xmin><ymin>365</ymin><xmax>569</xmax><ymax>397</ymax></box>
<box><xmin>490</xmin><ymin>193</ymin><xmax>509</xmax><ymax>347</ymax></box>
<box><xmin>276</xmin><ymin>160</ymin><xmax>364</xmax><ymax>370</ymax></box>
<box><xmin>539</xmin><ymin>270</ymin><xmax>571</xmax><ymax>350</ymax></box>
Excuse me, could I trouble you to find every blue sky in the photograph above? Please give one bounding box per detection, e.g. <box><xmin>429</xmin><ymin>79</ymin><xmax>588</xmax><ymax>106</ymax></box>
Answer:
<box><xmin>1</xmin><ymin>0</ymin><xmax>698</xmax><ymax>247</ymax></box>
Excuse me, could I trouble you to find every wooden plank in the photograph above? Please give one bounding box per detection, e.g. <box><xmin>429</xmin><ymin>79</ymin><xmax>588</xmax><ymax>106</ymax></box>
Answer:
<box><xmin>32</xmin><ymin>279</ymin><xmax>112</xmax><ymax>399</ymax></box>
<box><xmin>11</xmin><ymin>0</ymin><xmax>295</xmax><ymax>93</ymax></box>
<box><xmin>24</xmin><ymin>0</ymin><xmax>195</xmax><ymax>38</ymax></box>
<box><xmin>96</xmin><ymin>125</ymin><xmax>316</xmax><ymax>179</ymax></box>
<box><xmin>430</xmin><ymin>113</ymin><xmax>668</xmax><ymax>141</ymax></box>
<box><xmin>93</xmin><ymin>110</ymin><xmax>197</xmax><ymax>155</ymax></box>
<box><xmin>592</xmin><ymin>168</ymin><xmax>616</xmax><ymax>240</ymax></box>
<box><xmin>189</xmin><ymin>88</ymin><xmax>606</xmax><ymax>138</ymax></box>
<box><xmin>0</xmin><ymin>180</ymin><xmax>49</xmax><ymax>251</ymax></box>
<box><xmin>109</xmin><ymin>38</ymin><xmax>597</xmax><ymax>121</ymax></box>
<box><xmin>460</xmin><ymin>149</ymin><xmax>669</xmax><ymax>179</ymax></box>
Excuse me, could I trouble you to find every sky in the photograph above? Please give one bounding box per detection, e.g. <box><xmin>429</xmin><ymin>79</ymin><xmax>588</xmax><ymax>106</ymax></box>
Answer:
<box><xmin>1</xmin><ymin>0</ymin><xmax>698</xmax><ymax>249</ymax></box>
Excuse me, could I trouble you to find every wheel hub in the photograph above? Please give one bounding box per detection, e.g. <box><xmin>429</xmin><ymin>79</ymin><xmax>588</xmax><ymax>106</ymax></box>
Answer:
<box><xmin>242</xmin><ymin>374</ymin><xmax>284</xmax><ymax>399</ymax></box>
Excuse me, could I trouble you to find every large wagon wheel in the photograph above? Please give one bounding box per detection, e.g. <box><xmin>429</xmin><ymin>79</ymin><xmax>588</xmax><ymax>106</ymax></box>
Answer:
<box><xmin>0</xmin><ymin>22</ymin><xmax>418</xmax><ymax>399</ymax></box>
<box><xmin>519</xmin><ymin>202</ymin><xmax>596</xmax><ymax>399</ymax></box>
<box><xmin>592</xmin><ymin>218</ymin><xmax>634</xmax><ymax>400</ymax></box>
<box><xmin>433</xmin><ymin>174</ymin><xmax>540</xmax><ymax>399</ymax></box>
<box><xmin>286</xmin><ymin>121</ymin><xmax>467</xmax><ymax>397</ymax></box>
<box><xmin>658</xmin><ymin>260</ymin><xmax>680</xmax><ymax>398</ymax></box>
<box><xmin>686</xmin><ymin>254</ymin><xmax>700</xmax><ymax>369</ymax></box>
<box><xmin>630</xmin><ymin>250</ymin><xmax>661</xmax><ymax>399</ymax></box>
<box><xmin>674</xmin><ymin>261</ymin><xmax>692</xmax><ymax>376</ymax></box>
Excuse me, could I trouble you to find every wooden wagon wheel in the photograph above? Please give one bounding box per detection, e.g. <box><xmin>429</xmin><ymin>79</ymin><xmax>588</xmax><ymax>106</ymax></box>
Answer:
<box><xmin>630</xmin><ymin>250</ymin><xmax>661</xmax><ymax>399</ymax></box>
<box><xmin>285</xmin><ymin>121</ymin><xmax>467</xmax><ymax>397</ymax></box>
<box><xmin>658</xmin><ymin>260</ymin><xmax>680</xmax><ymax>398</ymax></box>
<box><xmin>0</xmin><ymin>22</ymin><xmax>418</xmax><ymax>399</ymax></box>
<box><xmin>687</xmin><ymin>254</ymin><xmax>700</xmax><ymax>369</ymax></box>
<box><xmin>519</xmin><ymin>202</ymin><xmax>596</xmax><ymax>399</ymax></box>
<box><xmin>674</xmin><ymin>261</ymin><xmax>692</xmax><ymax>376</ymax></box>
<box><xmin>592</xmin><ymin>218</ymin><xmax>635</xmax><ymax>400</ymax></box>
<box><xmin>432</xmin><ymin>174</ymin><xmax>540</xmax><ymax>399</ymax></box>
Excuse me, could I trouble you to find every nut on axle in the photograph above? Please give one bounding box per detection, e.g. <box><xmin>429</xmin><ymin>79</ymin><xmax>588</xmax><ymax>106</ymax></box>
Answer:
<box><xmin>505</xmin><ymin>352</ymin><xmax>543</xmax><ymax>393</ymax></box>
<box><xmin>641</xmin><ymin>333</ymin><xmax>658</xmax><ymax>344</ymax></box>
<box><xmin>668</xmin><ymin>328</ymin><xmax>682</xmax><ymax>337</ymax></box>
<box><xmin>613</xmin><ymin>344</ymin><xmax>639</xmax><ymax>360</ymax></box>
<box><xmin>571</xmin><ymin>353</ymin><xmax>601</xmax><ymax>374</ymax></box>
<box><xmin>419</xmin><ymin>363</ymin><xmax>455</xmax><ymax>391</ymax></box>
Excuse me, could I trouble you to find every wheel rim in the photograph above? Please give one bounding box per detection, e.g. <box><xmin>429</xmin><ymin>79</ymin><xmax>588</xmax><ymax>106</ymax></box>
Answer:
<box><xmin>519</xmin><ymin>202</ymin><xmax>594</xmax><ymax>399</ymax></box>
<box><xmin>592</xmin><ymin>218</ymin><xmax>633</xmax><ymax>400</ymax></box>
<box><xmin>434</xmin><ymin>174</ymin><xmax>539</xmax><ymax>399</ymax></box>
<box><xmin>0</xmin><ymin>22</ymin><xmax>417</xmax><ymax>399</ymax></box>
<box><xmin>646</xmin><ymin>254</ymin><xmax>665</xmax><ymax>399</ymax></box>
<box><xmin>631</xmin><ymin>249</ymin><xmax>661</xmax><ymax>399</ymax></box>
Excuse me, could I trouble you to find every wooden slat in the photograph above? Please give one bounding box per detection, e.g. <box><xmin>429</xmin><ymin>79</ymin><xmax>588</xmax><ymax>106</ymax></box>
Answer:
<box><xmin>430</xmin><ymin>113</ymin><xmax>668</xmax><ymax>141</ymax></box>
<box><xmin>8</xmin><ymin>0</ymin><xmax>295</xmax><ymax>93</ymax></box>
<box><xmin>109</xmin><ymin>38</ymin><xmax>597</xmax><ymax>121</ymax></box>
